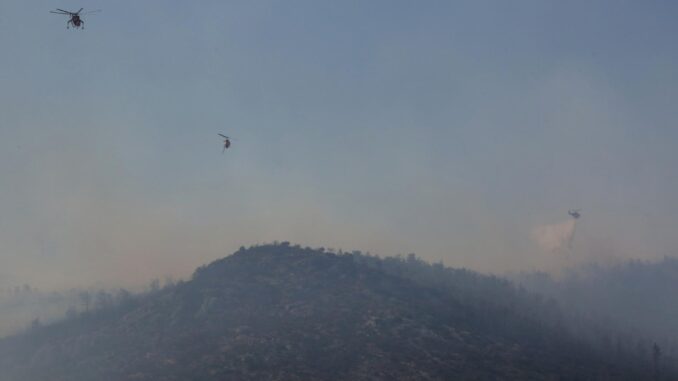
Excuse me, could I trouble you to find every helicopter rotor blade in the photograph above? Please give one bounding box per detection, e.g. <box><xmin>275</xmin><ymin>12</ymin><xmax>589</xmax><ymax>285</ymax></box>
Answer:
<box><xmin>55</xmin><ymin>9</ymin><xmax>73</xmax><ymax>14</ymax></box>
<box><xmin>218</xmin><ymin>134</ymin><xmax>228</xmax><ymax>139</ymax></box>
<box><xmin>51</xmin><ymin>10</ymin><xmax>71</xmax><ymax>15</ymax></box>
<box><xmin>76</xmin><ymin>8</ymin><xmax>84</xmax><ymax>14</ymax></box>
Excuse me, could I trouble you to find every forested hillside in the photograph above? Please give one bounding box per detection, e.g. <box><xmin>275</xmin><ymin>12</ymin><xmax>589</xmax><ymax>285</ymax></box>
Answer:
<box><xmin>0</xmin><ymin>244</ymin><xmax>669</xmax><ymax>380</ymax></box>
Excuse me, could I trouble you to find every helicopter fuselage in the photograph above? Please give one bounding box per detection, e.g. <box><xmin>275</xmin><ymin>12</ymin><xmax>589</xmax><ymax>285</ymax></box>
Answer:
<box><xmin>69</xmin><ymin>16</ymin><xmax>82</xmax><ymax>28</ymax></box>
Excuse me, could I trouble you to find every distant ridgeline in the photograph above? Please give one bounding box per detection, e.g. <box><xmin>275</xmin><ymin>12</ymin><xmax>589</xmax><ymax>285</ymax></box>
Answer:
<box><xmin>0</xmin><ymin>243</ymin><xmax>673</xmax><ymax>380</ymax></box>
<box><xmin>0</xmin><ymin>284</ymin><xmax>129</xmax><ymax>338</ymax></box>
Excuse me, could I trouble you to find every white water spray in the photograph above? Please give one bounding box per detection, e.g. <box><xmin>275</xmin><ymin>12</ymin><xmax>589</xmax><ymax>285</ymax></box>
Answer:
<box><xmin>531</xmin><ymin>218</ymin><xmax>577</xmax><ymax>253</ymax></box>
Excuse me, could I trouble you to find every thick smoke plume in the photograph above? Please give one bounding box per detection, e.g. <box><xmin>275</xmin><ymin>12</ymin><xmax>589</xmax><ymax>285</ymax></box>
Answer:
<box><xmin>531</xmin><ymin>219</ymin><xmax>577</xmax><ymax>253</ymax></box>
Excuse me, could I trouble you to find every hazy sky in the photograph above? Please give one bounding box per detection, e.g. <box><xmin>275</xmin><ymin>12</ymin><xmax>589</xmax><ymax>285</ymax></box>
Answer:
<box><xmin>1</xmin><ymin>0</ymin><xmax>677</xmax><ymax>289</ymax></box>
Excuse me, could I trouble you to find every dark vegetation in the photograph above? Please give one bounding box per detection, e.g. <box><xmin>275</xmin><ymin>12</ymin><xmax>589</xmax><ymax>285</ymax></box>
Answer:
<box><xmin>0</xmin><ymin>243</ymin><xmax>673</xmax><ymax>380</ymax></box>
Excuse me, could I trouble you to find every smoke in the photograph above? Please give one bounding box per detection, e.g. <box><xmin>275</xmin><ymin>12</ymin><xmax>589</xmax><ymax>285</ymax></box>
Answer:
<box><xmin>531</xmin><ymin>219</ymin><xmax>577</xmax><ymax>253</ymax></box>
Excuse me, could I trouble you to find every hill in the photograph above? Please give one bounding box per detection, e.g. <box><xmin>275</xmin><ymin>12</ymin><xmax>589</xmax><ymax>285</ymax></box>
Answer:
<box><xmin>0</xmin><ymin>244</ymin><xmax>665</xmax><ymax>380</ymax></box>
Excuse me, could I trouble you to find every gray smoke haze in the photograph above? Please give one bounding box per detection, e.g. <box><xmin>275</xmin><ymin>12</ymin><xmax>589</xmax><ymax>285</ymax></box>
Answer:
<box><xmin>0</xmin><ymin>0</ymin><xmax>677</xmax><ymax>294</ymax></box>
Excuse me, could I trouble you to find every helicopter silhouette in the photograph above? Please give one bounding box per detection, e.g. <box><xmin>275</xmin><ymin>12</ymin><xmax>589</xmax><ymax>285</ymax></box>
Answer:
<box><xmin>50</xmin><ymin>8</ymin><xmax>100</xmax><ymax>29</ymax></box>
<box><xmin>218</xmin><ymin>134</ymin><xmax>232</xmax><ymax>153</ymax></box>
<box><xmin>568</xmin><ymin>209</ymin><xmax>581</xmax><ymax>219</ymax></box>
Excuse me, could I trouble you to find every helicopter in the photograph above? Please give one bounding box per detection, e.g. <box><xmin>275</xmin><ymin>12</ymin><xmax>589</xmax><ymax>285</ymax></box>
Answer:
<box><xmin>50</xmin><ymin>8</ymin><xmax>100</xmax><ymax>29</ymax></box>
<box><xmin>218</xmin><ymin>134</ymin><xmax>232</xmax><ymax>153</ymax></box>
<box><xmin>568</xmin><ymin>209</ymin><xmax>581</xmax><ymax>219</ymax></box>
